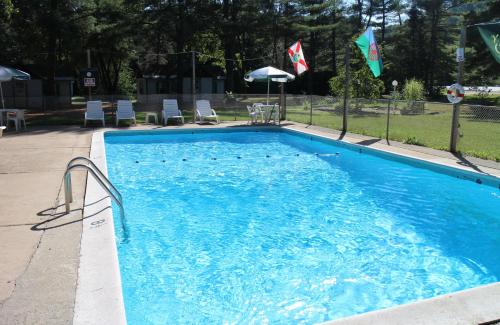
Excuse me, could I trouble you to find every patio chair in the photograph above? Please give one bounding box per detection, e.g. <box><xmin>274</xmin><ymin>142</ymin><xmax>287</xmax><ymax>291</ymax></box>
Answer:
<box><xmin>195</xmin><ymin>100</ymin><xmax>219</xmax><ymax>124</ymax></box>
<box><xmin>115</xmin><ymin>100</ymin><xmax>136</xmax><ymax>126</ymax></box>
<box><xmin>246</xmin><ymin>105</ymin><xmax>264</xmax><ymax>124</ymax></box>
<box><xmin>162</xmin><ymin>99</ymin><xmax>184</xmax><ymax>125</ymax></box>
<box><xmin>268</xmin><ymin>104</ymin><xmax>279</xmax><ymax>124</ymax></box>
<box><xmin>7</xmin><ymin>110</ymin><xmax>26</xmax><ymax>131</ymax></box>
<box><xmin>84</xmin><ymin>101</ymin><xmax>105</xmax><ymax>127</ymax></box>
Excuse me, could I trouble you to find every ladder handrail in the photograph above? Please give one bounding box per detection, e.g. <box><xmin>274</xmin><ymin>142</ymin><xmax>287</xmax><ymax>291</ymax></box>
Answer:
<box><xmin>64</xmin><ymin>160</ymin><xmax>126</xmax><ymax>234</ymax></box>
<box><xmin>66</xmin><ymin>157</ymin><xmax>122</xmax><ymax>202</ymax></box>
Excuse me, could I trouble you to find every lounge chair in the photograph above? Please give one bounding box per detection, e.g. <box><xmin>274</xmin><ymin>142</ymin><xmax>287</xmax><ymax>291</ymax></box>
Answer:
<box><xmin>84</xmin><ymin>101</ymin><xmax>105</xmax><ymax>127</ymax></box>
<box><xmin>195</xmin><ymin>100</ymin><xmax>219</xmax><ymax>124</ymax></box>
<box><xmin>115</xmin><ymin>100</ymin><xmax>136</xmax><ymax>126</ymax></box>
<box><xmin>162</xmin><ymin>99</ymin><xmax>184</xmax><ymax>125</ymax></box>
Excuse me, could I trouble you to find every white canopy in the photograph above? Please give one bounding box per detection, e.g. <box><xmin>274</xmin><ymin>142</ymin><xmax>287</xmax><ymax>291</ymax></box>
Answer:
<box><xmin>244</xmin><ymin>66</ymin><xmax>295</xmax><ymax>104</ymax></box>
<box><xmin>0</xmin><ymin>66</ymin><xmax>30</xmax><ymax>82</ymax></box>
<box><xmin>0</xmin><ymin>66</ymin><xmax>30</xmax><ymax>109</ymax></box>
<box><xmin>244</xmin><ymin>66</ymin><xmax>295</xmax><ymax>83</ymax></box>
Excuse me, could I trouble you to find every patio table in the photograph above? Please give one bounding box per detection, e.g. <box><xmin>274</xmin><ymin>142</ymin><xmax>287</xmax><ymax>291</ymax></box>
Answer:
<box><xmin>254</xmin><ymin>104</ymin><xmax>278</xmax><ymax>124</ymax></box>
<box><xmin>144</xmin><ymin>111</ymin><xmax>159</xmax><ymax>124</ymax></box>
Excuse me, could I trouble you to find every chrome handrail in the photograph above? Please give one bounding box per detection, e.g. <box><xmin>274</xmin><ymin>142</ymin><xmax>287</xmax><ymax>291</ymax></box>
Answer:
<box><xmin>66</xmin><ymin>157</ymin><xmax>122</xmax><ymax>203</ymax></box>
<box><xmin>64</xmin><ymin>157</ymin><xmax>126</xmax><ymax>234</ymax></box>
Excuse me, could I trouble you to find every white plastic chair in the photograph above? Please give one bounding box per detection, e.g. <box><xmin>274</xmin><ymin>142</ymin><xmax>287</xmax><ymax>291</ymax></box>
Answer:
<box><xmin>162</xmin><ymin>99</ymin><xmax>184</xmax><ymax>125</ymax></box>
<box><xmin>246</xmin><ymin>105</ymin><xmax>263</xmax><ymax>124</ymax></box>
<box><xmin>268</xmin><ymin>104</ymin><xmax>279</xmax><ymax>124</ymax></box>
<box><xmin>7</xmin><ymin>110</ymin><xmax>26</xmax><ymax>131</ymax></box>
<box><xmin>84</xmin><ymin>101</ymin><xmax>105</xmax><ymax>127</ymax></box>
<box><xmin>115</xmin><ymin>100</ymin><xmax>136</xmax><ymax>126</ymax></box>
<box><xmin>195</xmin><ymin>100</ymin><xmax>219</xmax><ymax>124</ymax></box>
<box><xmin>253</xmin><ymin>103</ymin><xmax>265</xmax><ymax>123</ymax></box>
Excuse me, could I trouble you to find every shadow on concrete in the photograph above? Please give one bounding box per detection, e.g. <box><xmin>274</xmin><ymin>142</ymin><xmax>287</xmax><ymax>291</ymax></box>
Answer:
<box><xmin>355</xmin><ymin>138</ymin><xmax>382</xmax><ymax>146</ymax></box>
<box><xmin>1</xmin><ymin>125</ymin><xmax>95</xmax><ymax>137</ymax></box>
<box><xmin>452</xmin><ymin>153</ymin><xmax>486</xmax><ymax>174</ymax></box>
<box><xmin>226</xmin><ymin>123</ymin><xmax>282</xmax><ymax>128</ymax></box>
<box><xmin>32</xmin><ymin>197</ymin><xmax>111</xmax><ymax>231</ymax></box>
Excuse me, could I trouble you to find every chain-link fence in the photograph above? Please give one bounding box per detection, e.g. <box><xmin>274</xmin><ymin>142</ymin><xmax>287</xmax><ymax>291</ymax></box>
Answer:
<box><xmin>458</xmin><ymin>104</ymin><xmax>500</xmax><ymax>161</ymax></box>
<box><xmin>283</xmin><ymin>95</ymin><xmax>500</xmax><ymax>162</ymax></box>
<box><xmin>285</xmin><ymin>95</ymin><xmax>344</xmax><ymax>130</ymax></box>
<box><xmin>18</xmin><ymin>92</ymin><xmax>500</xmax><ymax>162</ymax></box>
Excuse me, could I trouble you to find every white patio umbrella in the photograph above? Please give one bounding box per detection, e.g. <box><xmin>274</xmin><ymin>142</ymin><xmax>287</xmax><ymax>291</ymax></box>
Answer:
<box><xmin>244</xmin><ymin>66</ymin><xmax>295</xmax><ymax>104</ymax></box>
<box><xmin>0</xmin><ymin>66</ymin><xmax>31</xmax><ymax>109</ymax></box>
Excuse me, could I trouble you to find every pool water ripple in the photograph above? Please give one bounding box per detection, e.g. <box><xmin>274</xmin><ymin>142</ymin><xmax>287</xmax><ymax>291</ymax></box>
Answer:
<box><xmin>105</xmin><ymin>130</ymin><xmax>500</xmax><ymax>324</ymax></box>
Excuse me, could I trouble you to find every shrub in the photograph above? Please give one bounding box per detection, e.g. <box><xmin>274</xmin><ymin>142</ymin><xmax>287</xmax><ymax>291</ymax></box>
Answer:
<box><xmin>403</xmin><ymin>136</ymin><xmax>425</xmax><ymax>146</ymax></box>
<box><xmin>402</xmin><ymin>79</ymin><xmax>425</xmax><ymax>113</ymax></box>
<box><xmin>117</xmin><ymin>65</ymin><xmax>136</xmax><ymax>97</ymax></box>
<box><xmin>328</xmin><ymin>65</ymin><xmax>385</xmax><ymax>99</ymax></box>
<box><xmin>403</xmin><ymin>79</ymin><xmax>425</xmax><ymax>101</ymax></box>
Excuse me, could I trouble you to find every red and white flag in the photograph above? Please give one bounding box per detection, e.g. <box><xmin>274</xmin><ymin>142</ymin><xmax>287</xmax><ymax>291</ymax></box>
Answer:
<box><xmin>288</xmin><ymin>40</ymin><xmax>309</xmax><ymax>75</ymax></box>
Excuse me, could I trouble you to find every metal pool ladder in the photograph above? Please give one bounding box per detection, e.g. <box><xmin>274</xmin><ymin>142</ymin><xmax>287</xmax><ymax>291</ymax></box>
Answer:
<box><xmin>64</xmin><ymin>156</ymin><xmax>125</xmax><ymax>231</ymax></box>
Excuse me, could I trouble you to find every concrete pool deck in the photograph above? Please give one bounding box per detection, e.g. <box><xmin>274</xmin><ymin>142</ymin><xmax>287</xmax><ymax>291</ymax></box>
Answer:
<box><xmin>0</xmin><ymin>121</ymin><xmax>499</xmax><ymax>324</ymax></box>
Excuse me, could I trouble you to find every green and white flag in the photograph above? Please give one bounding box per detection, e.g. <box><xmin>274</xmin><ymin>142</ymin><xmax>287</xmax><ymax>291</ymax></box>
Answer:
<box><xmin>355</xmin><ymin>27</ymin><xmax>383</xmax><ymax>77</ymax></box>
<box><xmin>478</xmin><ymin>22</ymin><xmax>500</xmax><ymax>64</ymax></box>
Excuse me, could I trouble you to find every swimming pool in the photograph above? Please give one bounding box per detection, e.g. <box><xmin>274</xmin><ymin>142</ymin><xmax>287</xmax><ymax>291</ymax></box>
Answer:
<box><xmin>104</xmin><ymin>128</ymin><xmax>500</xmax><ymax>324</ymax></box>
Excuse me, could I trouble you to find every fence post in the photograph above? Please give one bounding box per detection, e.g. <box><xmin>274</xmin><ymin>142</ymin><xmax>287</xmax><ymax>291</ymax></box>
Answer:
<box><xmin>385</xmin><ymin>99</ymin><xmax>391</xmax><ymax>143</ymax></box>
<box><xmin>342</xmin><ymin>43</ymin><xmax>351</xmax><ymax>132</ymax></box>
<box><xmin>309</xmin><ymin>94</ymin><xmax>314</xmax><ymax>125</ymax></box>
<box><xmin>281</xmin><ymin>83</ymin><xmax>286</xmax><ymax>120</ymax></box>
<box><xmin>192</xmin><ymin>51</ymin><xmax>196</xmax><ymax>123</ymax></box>
<box><xmin>450</xmin><ymin>26</ymin><xmax>466</xmax><ymax>153</ymax></box>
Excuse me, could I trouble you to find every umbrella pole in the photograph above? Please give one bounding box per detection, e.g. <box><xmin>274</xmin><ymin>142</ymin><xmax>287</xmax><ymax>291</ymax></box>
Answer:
<box><xmin>267</xmin><ymin>78</ymin><xmax>270</xmax><ymax>105</ymax></box>
<box><xmin>0</xmin><ymin>82</ymin><xmax>4</xmax><ymax>109</ymax></box>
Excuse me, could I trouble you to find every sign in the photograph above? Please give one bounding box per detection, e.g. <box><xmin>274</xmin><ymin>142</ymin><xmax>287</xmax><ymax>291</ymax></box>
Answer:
<box><xmin>80</xmin><ymin>68</ymin><xmax>98</xmax><ymax>88</ymax></box>
<box><xmin>456</xmin><ymin>48</ymin><xmax>465</xmax><ymax>62</ymax></box>
<box><xmin>84</xmin><ymin>77</ymin><xmax>96</xmax><ymax>87</ymax></box>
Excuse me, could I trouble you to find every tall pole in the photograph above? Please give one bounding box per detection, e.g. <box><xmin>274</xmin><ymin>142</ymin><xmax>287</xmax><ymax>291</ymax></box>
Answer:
<box><xmin>309</xmin><ymin>91</ymin><xmax>313</xmax><ymax>125</ymax></box>
<box><xmin>280</xmin><ymin>82</ymin><xmax>285</xmax><ymax>124</ymax></box>
<box><xmin>386</xmin><ymin>97</ymin><xmax>391</xmax><ymax>143</ymax></box>
<box><xmin>87</xmin><ymin>49</ymin><xmax>92</xmax><ymax>100</ymax></box>
<box><xmin>0</xmin><ymin>83</ymin><xmax>4</xmax><ymax>109</ymax></box>
<box><xmin>192</xmin><ymin>51</ymin><xmax>196</xmax><ymax>123</ymax></box>
<box><xmin>342</xmin><ymin>43</ymin><xmax>351</xmax><ymax>132</ymax></box>
<box><xmin>267</xmin><ymin>78</ymin><xmax>270</xmax><ymax>105</ymax></box>
<box><xmin>386</xmin><ymin>82</ymin><xmax>397</xmax><ymax>143</ymax></box>
<box><xmin>450</xmin><ymin>26</ymin><xmax>466</xmax><ymax>153</ymax></box>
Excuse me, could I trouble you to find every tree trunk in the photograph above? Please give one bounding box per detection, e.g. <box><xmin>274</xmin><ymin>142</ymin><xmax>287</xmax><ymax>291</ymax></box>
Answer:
<box><xmin>46</xmin><ymin>0</ymin><xmax>58</xmax><ymax>97</ymax></box>
<box><xmin>381</xmin><ymin>0</ymin><xmax>386</xmax><ymax>42</ymax></box>
<box><xmin>366</xmin><ymin>0</ymin><xmax>373</xmax><ymax>27</ymax></box>
<box><xmin>331</xmin><ymin>10</ymin><xmax>337</xmax><ymax>75</ymax></box>
<box><xmin>175</xmin><ymin>2</ymin><xmax>185</xmax><ymax>93</ymax></box>
<box><xmin>356</xmin><ymin>0</ymin><xmax>363</xmax><ymax>30</ymax></box>
<box><xmin>427</xmin><ymin>4</ymin><xmax>441</xmax><ymax>96</ymax></box>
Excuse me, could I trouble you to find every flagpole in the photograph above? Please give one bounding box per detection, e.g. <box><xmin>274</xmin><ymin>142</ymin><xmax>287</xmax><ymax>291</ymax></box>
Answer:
<box><xmin>342</xmin><ymin>43</ymin><xmax>350</xmax><ymax>132</ymax></box>
<box><xmin>449</xmin><ymin>26</ymin><xmax>466</xmax><ymax>153</ymax></box>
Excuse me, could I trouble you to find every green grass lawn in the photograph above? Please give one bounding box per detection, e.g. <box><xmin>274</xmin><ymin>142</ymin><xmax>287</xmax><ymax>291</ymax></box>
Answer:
<box><xmin>286</xmin><ymin>102</ymin><xmax>500</xmax><ymax>162</ymax></box>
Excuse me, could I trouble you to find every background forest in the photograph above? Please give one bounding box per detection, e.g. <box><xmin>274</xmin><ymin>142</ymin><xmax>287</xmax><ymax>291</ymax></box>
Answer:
<box><xmin>0</xmin><ymin>0</ymin><xmax>499</xmax><ymax>98</ymax></box>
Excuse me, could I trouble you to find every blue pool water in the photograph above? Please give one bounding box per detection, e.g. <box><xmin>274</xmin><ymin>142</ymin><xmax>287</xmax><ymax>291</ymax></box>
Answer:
<box><xmin>105</xmin><ymin>129</ymin><xmax>500</xmax><ymax>324</ymax></box>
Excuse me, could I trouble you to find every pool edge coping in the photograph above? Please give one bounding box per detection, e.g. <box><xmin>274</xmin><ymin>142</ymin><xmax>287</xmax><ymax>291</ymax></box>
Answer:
<box><xmin>79</xmin><ymin>124</ymin><xmax>500</xmax><ymax>324</ymax></box>
<box><xmin>73</xmin><ymin>131</ymin><xmax>127</xmax><ymax>325</ymax></box>
<box><xmin>321</xmin><ymin>282</ymin><xmax>500</xmax><ymax>325</ymax></box>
